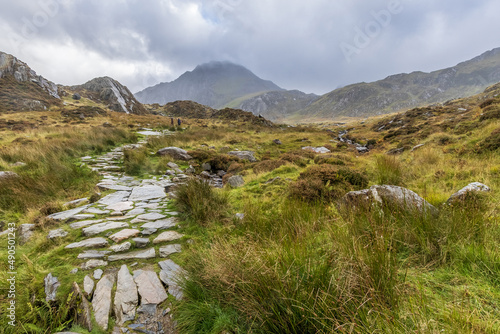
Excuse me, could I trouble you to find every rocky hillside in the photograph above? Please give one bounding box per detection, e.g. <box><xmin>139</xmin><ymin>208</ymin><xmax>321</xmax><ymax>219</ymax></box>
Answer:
<box><xmin>238</xmin><ymin>89</ymin><xmax>319</xmax><ymax>121</ymax></box>
<box><xmin>298</xmin><ymin>47</ymin><xmax>500</xmax><ymax>120</ymax></box>
<box><xmin>155</xmin><ymin>100</ymin><xmax>274</xmax><ymax>126</ymax></box>
<box><xmin>135</xmin><ymin>61</ymin><xmax>283</xmax><ymax>109</ymax></box>
<box><xmin>71</xmin><ymin>77</ymin><xmax>148</xmax><ymax>115</ymax></box>
<box><xmin>0</xmin><ymin>51</ymin><xmax>61</xmax><ymax>112</ymax></box>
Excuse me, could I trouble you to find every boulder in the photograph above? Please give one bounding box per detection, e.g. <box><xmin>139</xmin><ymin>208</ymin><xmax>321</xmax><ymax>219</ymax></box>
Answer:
<box><xmin>157</xmin><ymin>147</ymin><xmax>193</xmax><ymax>161</ymax></box>
<box><xmin>227</xmin><ymin>175</ymin><xmax>244</xmax><ymax>188</ymax></box>
<box><xmin>132</xmin><ymin>237</ymin><xmax>150</xmax><ymax>248</ymax></box>
<box><xmin>228</xmin><ymin>151</ymin><xmax>257</xmax><ymax>162</ymax></box>
<box><xmin>72</xmin><ymin>93</ymin><xmax>81</xmax><ymax>100</ymax></box>
<box><xmin>341</xmin><ymin>185</ymin><xmax>438</xmax><ymax>216</ymax></box>
<box><xmin>114</xmin><ymin>265</ymin><xmax>138</xmax><ymax>325</ymax></box>
<box><xmin>447</xmin><ymin>182</ymin><xmax>490</xmax><ymax>204</ymax></box>
<box><xmin>44</xmin><ymin>273</ymin><xmax>60</xmax><ymax>302</ymax></box>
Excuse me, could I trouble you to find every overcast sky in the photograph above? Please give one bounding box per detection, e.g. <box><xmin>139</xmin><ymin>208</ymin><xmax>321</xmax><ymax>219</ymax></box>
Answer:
<box><xmin>1</xmin><ymin>0</ymin><xmax>499</xmax><ymax>94</ymax></box>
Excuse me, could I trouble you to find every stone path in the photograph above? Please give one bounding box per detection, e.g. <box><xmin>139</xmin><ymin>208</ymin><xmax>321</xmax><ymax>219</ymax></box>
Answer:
<box><xmin>47</xmin><ymin>137</ymin><xmax>187</xmax><ymax>333</ymax></box>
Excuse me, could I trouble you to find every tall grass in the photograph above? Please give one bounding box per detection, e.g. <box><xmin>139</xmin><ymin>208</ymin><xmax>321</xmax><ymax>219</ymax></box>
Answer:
<box><xmin>374</xmin><ymin>155</ymin><xmax>404</xmax><ymax>185</ymax></box>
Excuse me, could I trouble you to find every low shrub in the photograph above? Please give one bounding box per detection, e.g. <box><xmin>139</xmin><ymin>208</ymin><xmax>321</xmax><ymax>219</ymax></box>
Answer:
<box><xmin>253</xmin><ymin>160</ymin><xmax>287</xmax><ymax>174</ymax></box>
<box><xmin>279</xmin><ymin>152</ymin><xmax>309</xmax><ymax>167</ymax></box>
<box><xmin>476</xmin><ymin>128</ymin><xmax>500</xmax><ymax>152</ymax></box>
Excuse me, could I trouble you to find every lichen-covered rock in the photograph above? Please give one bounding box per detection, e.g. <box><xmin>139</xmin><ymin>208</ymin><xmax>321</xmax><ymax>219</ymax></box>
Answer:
<box><xmin>341</xmin><ymin>185</ymin><xmax>438</xmax><ymax>216</ymax></box>
<box><xmin>228</xmin><ymin>151</ymin><xmax>257</xmax><ymax>162</ymax></box>
<box><xmin>227</xmin><ymin>175</ymin><xmax>244</xmax><ymax>188</ymax></box>
<box><xmin>157</xmin><ymin>147</ymin><xmax>193</xmax><ymax>161</ymax></box>
<box><xmin>447</xmin><ymin>182</ymin><xmax>490</xmax><ymax>204</ymax></box>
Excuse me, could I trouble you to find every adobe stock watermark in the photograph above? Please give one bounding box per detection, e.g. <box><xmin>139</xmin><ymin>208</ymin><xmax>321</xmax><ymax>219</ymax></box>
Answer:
<box><xmin>9</xmin><ymin>0</ymin><xmax>68</xmax><ymax>54</ymax></box>
<box><xmin>340</xmin><ymin>0</ymin><xmax>405</xmax><ymax>63</ymax></box>
<box><xmin>5</xmin><ymin>223</ymin><xmax>17</xmax><ymax>327</ymax></box>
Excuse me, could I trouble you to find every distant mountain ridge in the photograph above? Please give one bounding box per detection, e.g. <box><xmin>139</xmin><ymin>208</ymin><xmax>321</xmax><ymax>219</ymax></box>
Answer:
<box><xmin>135</xmin><ymin>61</ymin><xmax>283</xmax><ymax>108</ymax></box>
<box><xmin>298</xmin><ymin>47</ymin><xmax>500</xmax><ymax>119</ymax></box>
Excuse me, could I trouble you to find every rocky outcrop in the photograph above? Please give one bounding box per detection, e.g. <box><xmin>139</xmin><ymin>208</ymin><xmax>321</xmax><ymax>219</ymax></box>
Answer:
<box><xmin>71</xmin><ymin>77</ymin><xmax>147</xmax><ymax>115</ymax></box>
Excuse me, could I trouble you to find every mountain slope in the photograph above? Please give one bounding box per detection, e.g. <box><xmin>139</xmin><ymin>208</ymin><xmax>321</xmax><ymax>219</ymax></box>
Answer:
<box><xmin>135</xmin><ymin>61</ymin><xmax>283</xmax><ymax>108</ymax></box>
<box><xmin>71</xmin><ymin>77</ymin><xmax>147</xmax><ymax>115</ymax></box>
<box><xmin>299</xmin><ymin>47</ymin><xmax>500</xmax><ymax>119</ymax></box>
<box><xmin>0</xmin><ymin>51</ymin><xmax>61</xmax><ymax>112</ymax></box>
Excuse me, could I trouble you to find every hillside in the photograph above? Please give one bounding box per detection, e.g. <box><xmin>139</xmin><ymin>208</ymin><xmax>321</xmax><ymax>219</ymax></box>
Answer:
<box><xmin>298</xmin><ymin>47</ymin><xmax>500</xmax><ymax>120</ymax></box>
<box><xmin>135</xmin><ymin>61</ymin><xmax>283</xmax><ymax>108</ymax></box>
<box><xmin>70</xmin><ymin>77</ymin><xmax>148</xmax><ymax>115</ymax></box>
<box><xmin>0</xmin><ymin>51</ymin><xmax>61</xmax><ymax>112</ymax></box>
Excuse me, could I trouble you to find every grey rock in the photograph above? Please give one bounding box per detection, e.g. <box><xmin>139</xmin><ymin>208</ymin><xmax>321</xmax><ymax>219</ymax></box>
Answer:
<box><xmin>166</xmin><ymin>162</ymin><xmax>179</xmax><ymax>169</ymax></box>
<box><xmin>84</xmin><ymin>208</ymin><xmax>110</xmax><ymax>215</ymax></box>
<box><xmin>411</xmin><ymin>144</ymin><xmax>425</xmax><ymax>152</ymax></box>
<box><xmin>82</xmin><ymin>221</ymin><xmax>128</xmax><ymax>237</ymax></box>
<box><xmin>129</xmin><ymin>186</ymin><xmax>166</xmax><ymax>202</ymax></box>
<box><xmin>202</xmin><ymin>162</ymin><xmax>212</xmax><ymax>171</ymax></box>
<box><xmin>141</xmin><ymin>228</ymin><xmax>157</xmax><ymax>236</ymax></box>
<box><xmin>93</xmin><ymin>274</ymin><xmax>115</xmax><ymax>330</ymax></box>
<box><xmin>136</xmin><ymin>212</ymin><xmax>166</xmax><ymax>221</ymax></box>
<box><xmin>302</xmin><ymin>146</ymin><xmax>331</xmax><ymax>154</ymax></box>
<box><xmin>106</xmin><ymin>201</ymin><xmax>134</xmax><ymax>212</ymax></box>
<box><xmin>109</xmin><ymin>229</ymin><xmax>140</xmax><ymax>243</ymax></box>
<box><xmin>83</xmin><ymin>275</ymin><xmax>95</xmax><ymax>297</ymax></box>
<box><xmin>93</xmin><ymin>269</ymin><xmax>104</xmax><ymax>280</ymax></box>
<box><xmin>114</xmin><ymin>265</ymin><xmax>138</xmax><ymax>325</ymax></box>
<box><xmin>356</xmin><ymin>146</ymin><xmax>369</xmax><ymax>154</ymax></box>
<box><xmin>157</xmin><ymin>147</ymin><xmax>193</xmax><ymax>161</ymax></box>
<box><xmin>133</xmin><ymin>270</ymin><xmax>168</xmax><ymax>305</ymax></box>
<box><xmin>133</xmin><ymin>237</ymin><xmax>150</xmax><ymax>248</ymax></box>
<box><xmin>126</xmin><ymin>208</ymin><xmax>146</xmax><ymax>216</ymax></box>
<box><xmin>159</xmin><ymin>244</ymin><xmax>182</xmax><ymax>257</ymax></box>
<box><xmin>69</xmin><ymin>219</ymin><xmax>105</xmax><ymax>229</ymax></box>
<box><xmin>141</xmin><ymin>218</ymin><xmax>177</xmax><ymax>230</ymax></box>
<box><xmin>48</xmin><ymin>229</ymin><xmax>68</xmax><ymax>240</ymax></box>
<box><xmin>108</xmin><ymin>248</ymin><xmax>156</xmax><ymax>262</ymax></box>
<box><xmin>98</xmin><ymin>191</ymin><xmax>130</xmax><ymax>206</ymax></box>
<box><xmin>48</xmin><ymin>205</ymin><xmax>91</xmax><ymax>221</ymax></box>
<box><xmin>447</xmin><ymin>182</ymin><xmax>491</xmax><ymax>204</ymax></box>
<box><xmin>153</xmin><ymin>231</ymin><xmax>184</xmax><ymax>244</ymax></box>
<box><xmin>342</xmin><ymin>185</ymin><xmax>438</xmax><ymax>216</ymax></box>
<box><xmin>110</xmin><ymin>242</ymin><xmax>132</xmax><ymax>253</ymax></box>
<box><xmin>273</xmin><ymin>139</ymin><xmax>282</xmax><ymax>145</ymax></box>
<box><xmin>65</xmin><ymin>237</ymin><xmax>109</xmax><ymax>249</ymax></box>
<box><xmin>0</xmin><ymin>171</ymin><xmax>19</xmax><ymax>180</ymax></box>
<box><xmin>71</xmin><ymin>214</ymin><xmax>96</xmax><ymax>220</ymax></box>
<box><xmin>44</xmin><ymin>273</ymin><xmax>60</xmax><ymax>302</ymax></box>
<box><xmin>228</xmin><ymin>150</ymin><xmax>257</xmax><ymax>162</ymax></box>
<box><xmin>19</xmin><ymin>224</ymin><xmax>35</xmax><ymax>244</ymax></box>
<box><xmin>158</xmin><ymin>259</ymin><xmax>186</xmax><ymax>300</ymax></box>
<box><xmin>70</xmin><ymin>268</ymin><xmax>78</xmax><ymax>274</ymax></box>
<box><xmin>235</xmin><ymin>213</ymin><xmax>245</xmax><ymax>220</ymax></box>
<box><xmin>81</xmin><ymin>259</ymin><xmax>108</xmax><ymax>270</ymax></box>
<box><xmin>77</xmin><ymin>250</ymin><xmax>111</xmax><ymax>259</ymax></box>
<box><xmin>227</xmin><ymin>175</ymin><xmax>244</xmax><ymax>188</ymax></box>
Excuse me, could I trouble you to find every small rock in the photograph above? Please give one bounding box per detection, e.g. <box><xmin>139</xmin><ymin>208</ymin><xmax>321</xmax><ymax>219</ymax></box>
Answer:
<box><xmin>70</xmin><ymin>268</ymin><xmax>79</xmax><ymax>274</ymax></box>
<box><xmin>82</xmin><ymin>222</ymin><xmax>129</xmax><ymax>237</ymax></box>
<box><xmin>411</xmin><ymin>144</ymin><xmax>425</xmax><ymax>152</ymax></box>
<box><xmin>0</xmin><ymin>171</ymin><xmax>19</xmax><ymax>180</ymax></box>
<box><xmin>166</xmin><ymin>162</ymin><xmax>179</xmax><ymax>169</ymax></box>
<box><xmin>133</xmin><ymin>237</ymin><xmax>150</xmax><ymax>248</ymax></box>
<box><xmin>108</xmin><ymin>248</ymin><xmax>156</xmax><ymax>262</ymax></box>
<box><xmin>93</xmin><ymin>269</ymin><xmax>104</xmax><ymax>280</ymax></box>
<box><xmin>153</xmin><ymin>231</ymin><xmax>184</xmax><ymax>244</ymax></box>
<box><xmin>110</xmin><ymin>242</ymin><xmax>132</xmax><ymax>253</ymax></box>
<box><xmin>141</xmin><ymin>218</ymin><xmax>177</xmax><ymax>230</ymax></box>
<box><xmin>302</xmin><ymin>146</ymin><xmax>331</xmax><ymax>154</ymax></box>
<box><xmin>48</xmin><ymin>228</ymin><xmax>68</xmax><ymax>240</ymax></box>
<box><xmin>19</xmin><ymin>224</ymin><xmax>35</xmax><ymax>244</ymax></box>
<box><xmin>235</xmin><ymin>213</ymin><xmax>245</xmax><ymax>220</ymax></box>
<box><xmin>228</xmin><ymin>151</ymin><xmax>257</xmax><ymax>162</ymax></box>
<box><xmin>81</xmin><ymin>259</ymin><xmax>108</xmax><ymax>270</ymax></box>
<box><xmin>227</xmin><ymin>175</ymin><xmax>244</xmax><ymax>188</ymax></box>
<box><xmin>44</xmin><ymin>273</ymin><xmax>60</xmax><ymax>302</ymax></box>
<box><xmin>273</xmin><ymin>139</ymin><xmax>282</xmax><ymax>145</ymax></box>
<box><xmin>356</xmin><ymin>146</ymin><xmax>369</xmax><ymax>154</ymax></box>
<box><xmin>72</xmin><ymin>93</ymin><xmax>81</xmax><ymax>100</ymax></box>
<box><xmin>109</xmin><ymin>229</ymin><xmax>140</xmax><ymax>243</ymax></box>
<box><xmin>159</xmin><ymin>244</ymin><xmax>182</xmax><ymax>257</ymax></box>
<box><xmin>83</xmin><ymin>275</ymin><xmax>95</xmax><ymax>297</ymax></box>
<box><xmin>202</xmin><ymin>162</ymin><xmax>212</xmax><ymax>171</ymax></box>
<box><xmin>77</xmin><ymin>250</ymin><xmax>111</xmax><ymax>259</ymax></box>
<box><xmin>136</xmin><ymin>212</ymin><xmax>166</xmax><ymax>221</ymax></box>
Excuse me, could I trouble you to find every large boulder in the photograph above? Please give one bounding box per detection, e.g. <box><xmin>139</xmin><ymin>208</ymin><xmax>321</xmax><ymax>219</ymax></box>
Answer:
<box><xmin>157</xmin><ymin>147</ymin><xmax>193</xmax><ymax>161</ymax></box>
<box><xmin>228</xmin><ymin>151</ymin><xmax>257</xmax><ymax>162</ymax></box>
<box><xmin>447</xmin><ymin>182</ymin><xmax>490</xmax><ymax>205</ymax></box>
<box><xmin>227</xmin><ymin>175</ymin><xmax>245</xmax><ymax>188</ymax></box>
<box><xmin>341</xmin><ymin>185</ymin><xmax>438</xmax><ymax>216</ymax></box>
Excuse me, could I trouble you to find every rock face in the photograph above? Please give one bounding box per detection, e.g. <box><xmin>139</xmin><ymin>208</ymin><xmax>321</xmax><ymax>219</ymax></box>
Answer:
<box><xmin>157</xmin><ymin>147</ymin><xmax>193</xmax><ymax>161</ymax></box>
<box><xmin>0</xmin><ymin>51</ymin><xmax>61</xmax><ymax>111</ymax></box>
<box><xmin>228</xmin><ymin>151</ymin><xmax>257</xmax><ymax>162</ymax></box>
<box><xmin>447</xmin><ymin>182</ymin><xmax>491</xmax><ymax>204</ymax></box>
<box><xmin>93</xmin><ymin>274</ymin><xmax>115</xmax><ymax>330</ymax></box>
<box><xmin>70</xmin><ymin>77</ymin><xmax>147</xmax><ymax>115</ymax></box>
<box><xmin>44</xmin><ymin>273</ymin><xmax>60</xmax><ymax>302</ymax></box>
<box><xmin>114</xmin><ymin>265</ymin><xmax>138</xmax><ymax>325</ymax></box>
<box><xmin>342</xmin><ymin>185</ymin><xmax>438</xmax><ymax>216</ymax></box>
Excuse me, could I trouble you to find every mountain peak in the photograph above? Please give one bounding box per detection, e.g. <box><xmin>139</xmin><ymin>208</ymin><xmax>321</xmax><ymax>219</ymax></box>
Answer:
<box><xmin>135</xmin><ymin>62</ymin><xmax>282</xmax><ymax>108</ymax></box>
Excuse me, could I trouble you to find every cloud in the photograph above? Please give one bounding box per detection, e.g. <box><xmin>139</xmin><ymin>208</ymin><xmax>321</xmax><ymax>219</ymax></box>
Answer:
<box><xmin>0</xmin><ymin>0</ymin><xmax>499</xmax><ymax>94</ymax></box>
